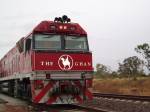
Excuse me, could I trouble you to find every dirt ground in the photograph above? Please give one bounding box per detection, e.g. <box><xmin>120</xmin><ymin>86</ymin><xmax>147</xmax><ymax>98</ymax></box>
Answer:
<box><xmin>93</xmin><ymin>77</ymin><xmax>150</xmax><ymax>96</ymax></box>
<box><xmin>0</xmin><ymin>104</ymin><xmax>28</xmax><ymax>112</ymax></box>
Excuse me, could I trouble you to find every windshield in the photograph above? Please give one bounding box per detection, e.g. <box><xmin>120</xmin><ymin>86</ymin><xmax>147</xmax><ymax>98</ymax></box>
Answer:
<box><xmin>34</xmin><ymin>34</ymin><xmax>61</xmax><ymax>49</ymax></box>
<box><xmin>65</xmin><ymin>36</ymin><xmax>88</xmax><ymax>50</ymax></box>
<box><xmin>34</xmin><ymin>34</ymin><xmax>88</xmax><ymax>51</ymax></box>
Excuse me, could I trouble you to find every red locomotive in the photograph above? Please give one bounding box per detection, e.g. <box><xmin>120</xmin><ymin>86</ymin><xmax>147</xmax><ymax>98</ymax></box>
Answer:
<box><xmin>0</xmin><ymin>15</ymin><xmax>93</xmax><ymax>104</ymax></box>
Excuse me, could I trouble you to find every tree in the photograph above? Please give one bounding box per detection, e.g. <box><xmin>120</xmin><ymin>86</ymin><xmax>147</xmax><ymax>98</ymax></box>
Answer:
<box><xmin>118</xmin><ymin>56</ymin><xmax>144</xmax><ymax>78</ymax></box>
<box><xmin>135</xmin><ymin>43</ymin><xmax>150</xmax><ymax>72</ymax></box>
<box><xmin>96</xmin><ymin>63</ymin><xmax>111</xmax><ymax>75</ymax></box>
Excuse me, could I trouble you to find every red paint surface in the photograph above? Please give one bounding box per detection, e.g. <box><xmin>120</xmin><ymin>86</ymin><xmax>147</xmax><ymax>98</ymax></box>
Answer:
<box><xmin>74</xmin><ymin>95</ymin><xmax>83</xmax><ymax>103</ymax></box>
<box><xmin>33</xmin><ymin>81</ymin><xmax>55</xmax><ymax>103</ymax></box>
<box><xmin>32</xmin><ymin>52</ymin><xmax>93</xmax><ymax>71</ymax></box>
<box><xmin>85</xmin><ymin>89</ymin><xmax>93</xmax><ymax>100</ymax></box>
<box><xmin>47</xmin><ymin>95</ymin><xmax>58</xmax><ymax>105</ymax></box>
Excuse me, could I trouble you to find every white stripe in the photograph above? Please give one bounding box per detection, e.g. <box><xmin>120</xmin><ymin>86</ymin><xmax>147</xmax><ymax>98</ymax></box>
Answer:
<box><xmin>0</xmin><ymin>73</ymin><xmax>33</xmax><ymax>81</ymax></box>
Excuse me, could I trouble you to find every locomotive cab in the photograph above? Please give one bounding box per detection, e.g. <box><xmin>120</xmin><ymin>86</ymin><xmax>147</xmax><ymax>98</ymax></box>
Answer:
<box><xmin>29</xmin><ymin>16</ymin><xmax>93</xmax><ymax>104</ymax></box>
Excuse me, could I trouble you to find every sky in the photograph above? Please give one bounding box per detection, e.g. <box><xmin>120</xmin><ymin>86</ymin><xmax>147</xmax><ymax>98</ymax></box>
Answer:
<box><xmin>0</xmin><ymin>0</ymin><xmax>150</xmax><ymax>71</ymax></box>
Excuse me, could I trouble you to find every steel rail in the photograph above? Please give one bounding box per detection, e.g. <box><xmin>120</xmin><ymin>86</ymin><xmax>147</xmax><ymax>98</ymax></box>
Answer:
<box><xmin>93</xmin><ymin>92</ymin><xmax>150</xmax><ymax>102</ymax></box>
<box><xmin>29</xmin><ymin>103</ymin><xmax>112</xmax><ymax>112</ymax></box>
<box><xmin>72</xmin><ymin>104</ymin><xmax>112</xmax><ymax>112</ymax></box>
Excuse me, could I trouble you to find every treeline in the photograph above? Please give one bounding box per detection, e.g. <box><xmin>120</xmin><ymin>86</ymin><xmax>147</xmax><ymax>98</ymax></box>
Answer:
<box><xmin>95</xmin><ymin>43</ymin><xmax>150</xmax><ymax>79</ymax></box>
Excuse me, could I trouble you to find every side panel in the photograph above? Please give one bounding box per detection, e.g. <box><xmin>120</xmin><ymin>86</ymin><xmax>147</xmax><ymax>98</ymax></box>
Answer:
<box><xmin>0</xmin><ymin>50</ymin><xmax>32</xmax><ymax>80</ymax></box>
<box><xmin>32</xmin><ymin>52</ymin><xmax>93</xmax><ymax>71</ymax></box>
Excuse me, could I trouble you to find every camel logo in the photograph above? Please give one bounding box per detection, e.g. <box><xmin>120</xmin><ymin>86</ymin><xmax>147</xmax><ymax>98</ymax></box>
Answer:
<box><xmin>58</xmin><ymin>55</ymin><xmax>73</xmax><ymax>70</ymax></box>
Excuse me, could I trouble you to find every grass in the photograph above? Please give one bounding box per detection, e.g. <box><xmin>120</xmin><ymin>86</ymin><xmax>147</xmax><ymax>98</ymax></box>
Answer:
<box><xmin>93</xmin><ymin>77</ymin><xmax>150</xmax><ymax>96</ymax></box>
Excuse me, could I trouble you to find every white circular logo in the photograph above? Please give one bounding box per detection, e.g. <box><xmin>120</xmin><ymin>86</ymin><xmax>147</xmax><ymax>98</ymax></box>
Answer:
<box><xmin>58</xmin><ymin>55</ymin><xmax>73</xmax><ymax>70</ymax></box>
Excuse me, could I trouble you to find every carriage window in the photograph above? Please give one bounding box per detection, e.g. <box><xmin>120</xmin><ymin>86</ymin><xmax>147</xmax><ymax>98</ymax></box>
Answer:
<box><xmin>34</xmin><ymin>34</ymin><xmax>61</xmax><ymax>49</ymax></box>
<box><xmin>65</xmin><ymin>36</ymin><xmax>88</xmax><ymax>50</ymax></box>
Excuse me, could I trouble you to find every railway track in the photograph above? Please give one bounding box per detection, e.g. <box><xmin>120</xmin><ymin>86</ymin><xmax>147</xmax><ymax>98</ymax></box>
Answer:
<box><xmin>75</xmin><ymin>93</ymin><xmax>150</xmax><ymax>112</ymax></box>
<box><xmin>72</xmin><ymin>104</ymin><xmax>112</xmax><ymax>112</ymax></box>
<box><xmin>0</xmin><ymin>93</ymin><xmax>110</xmax><ymax>112</ymax></box>
<box><xmin>29</xmin><ymin>103</ymin><xmax>110</xmax><ymax>112</ymax></box>
<box><xmin>1</xmin><ymin>92</ymin><xmax>150</xmax><ymax>112</ymax></box>
<box><xmin>93</xmin><ymin>92</ymin><xmax>150</xmax><ymax>102</ymax></box>
<box><xmin>81</xmin><ymin>92</ymin><xmax>150</xmax><ymax>112</ymax></box>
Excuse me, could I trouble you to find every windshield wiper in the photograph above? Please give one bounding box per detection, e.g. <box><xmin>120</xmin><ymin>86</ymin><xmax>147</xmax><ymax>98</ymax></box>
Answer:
<box><xmin>43</xmin><ymin>35</ymin><xmax>55</xmax><ymax>38</ymax></box>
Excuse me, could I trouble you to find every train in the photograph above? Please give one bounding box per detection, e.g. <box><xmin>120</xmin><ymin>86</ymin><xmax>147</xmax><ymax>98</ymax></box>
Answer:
<box><xmin>0</xmin><ymin>15</ymin><xmax>93</xmax><ymax>104</ymax></box>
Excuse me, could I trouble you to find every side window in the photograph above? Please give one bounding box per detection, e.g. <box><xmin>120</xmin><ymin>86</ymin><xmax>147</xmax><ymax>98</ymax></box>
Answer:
<box><xmin>25</xmin><ymin>38</ymin><xmax>31</xmax><ymax>52</ymax></box>
<box><xmin>25</xmin><ymin>35</ymin><xmax>32</xmax><ymax>52</ymax></box>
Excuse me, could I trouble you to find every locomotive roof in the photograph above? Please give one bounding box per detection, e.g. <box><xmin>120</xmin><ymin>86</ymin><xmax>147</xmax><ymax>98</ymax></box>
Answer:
<box><xmin>32</xmin><ymin>21</ymin><xmax>87</xmax><ymax>36</ymax></box>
